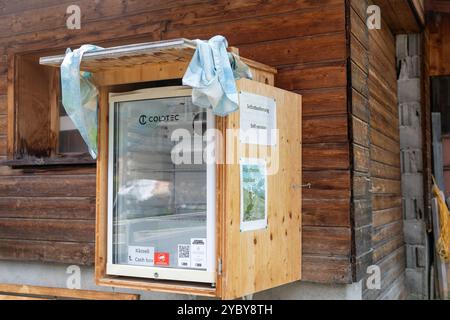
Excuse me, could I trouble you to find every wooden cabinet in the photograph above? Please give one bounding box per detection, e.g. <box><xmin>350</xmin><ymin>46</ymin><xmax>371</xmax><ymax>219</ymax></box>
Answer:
<box><xmin>40</xmin><ymin>39</ymin><xmax>302</xmax><ymax>299</ymax></box>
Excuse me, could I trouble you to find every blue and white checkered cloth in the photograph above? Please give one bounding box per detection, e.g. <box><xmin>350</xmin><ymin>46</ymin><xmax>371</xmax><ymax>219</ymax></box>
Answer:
<box><xmin>182</xmin><ymin>36</ymin><xmax>252</xmax><ymax>116</ymax></box>
<box><xmin>61</xmin><ymin>44</ymin><xmax>103</xmax><ymax>159</ymax></box>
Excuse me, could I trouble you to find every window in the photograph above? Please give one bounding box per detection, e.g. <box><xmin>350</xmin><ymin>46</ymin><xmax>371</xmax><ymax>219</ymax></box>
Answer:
<box><xmin>6</xmin><ymin>51</ymin><xmax>94</xmax><ymax>166</ymax></box>
<box><xmin>107</xmin><ymin>87</ymin><xmax>215</xmax><ymax>283</ymax></box>
<box><xmin>57</xmin><ymin>98</ymin><xmax>89</xmax><ymax>154</ymax></box>
<box><xmin>432</xmin><ymin>76</ymin><xmax>450</xmax><ymax>134</ymax></box>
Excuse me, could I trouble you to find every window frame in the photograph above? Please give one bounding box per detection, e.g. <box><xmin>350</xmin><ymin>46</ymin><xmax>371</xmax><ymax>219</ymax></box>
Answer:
<box><xmin>5</xmin><ymin>51</ymin><xmax>96</xmax><ymax>167</ymax></box>
<box><xmin>106</xmin><ymin>86</ymin><xmax>217</xmax><ymax>284</ymax></box>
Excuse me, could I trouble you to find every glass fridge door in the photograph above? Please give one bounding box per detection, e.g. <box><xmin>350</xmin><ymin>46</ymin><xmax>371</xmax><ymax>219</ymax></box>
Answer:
<box><xmin>107</xmin><ymin>87</ymin><xmax>215</xmax><ymax>284</ymax></box>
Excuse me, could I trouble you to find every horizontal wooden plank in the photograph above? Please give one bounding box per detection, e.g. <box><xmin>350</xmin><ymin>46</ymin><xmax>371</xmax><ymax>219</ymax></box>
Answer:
<box><xmin>370</xmin><ymin>160</ymin><xmax>401</xmax><ymax>180</ymax></box>
<box><xmin>350</xmin><ymin>0</ymin><xmax>368</xmax><ymax>22</ymax></box>
<box><xmin>165</xmin><ymin>3</ymin><xmax>346</xmax><ymax>46</ymax></box>
<box><xmin>1</xmin><ymin>1</ymin><xmax>196</xmax><ymax>39</ymax></box>
<box><xmin>0</xmin><ymin>197</ymin><xmax>95</xmax><ymax>220</ymax></box>
<box><xmin>0</xmin><ymin>294</ymin><xmax>46</xmax><ymax>300</ymax></box>
<box><xmin>303</xmin><ymin>115</ymin><xmax>348</xmax><ymax>144</ymax></box>
<box><xmin>373</xmin><ymin>207</ymin><xmax>402</xmax><ymax>228</ymax></box>
<box><xmin>302</xmin><ymin>255</ymin><xmax>352</xmax><ymax>283</ymax></box>
<box><xmin>0</xmin><ymin>284</ymin><xmax>139</xmax><ymax>300</ymax></box>
<box><xmin>368</xmin><ymin>76</ymin><xmax>397</xmax><ymax>115</ymax></box>
<box><xmin>0</xmin><ymin>0</ymin><xmax>74</xmax><ymax>16</ymax></box>
<box><xmin>239</xmin><ymin>33</ymin><xmax>346</xmax><ymax>67</ymax></box>
<box><xmin>363</xmin><ymin>246</ymin><xmax>406</xmax><ymax>300</ymax></box>
<box><xmin>371</xmin><ymin>177</ymin><xmax>402</xmax><ymax>195</ymax></box>
<box><xmin>3</xmin><ymin>0</ymin><xmax>346</xmax><ymax>39</ymax></box>
<box><xmin>353</xmin><ymin>144</ymin><xmax>370</xmax><ymax>173</ymax></box>
<box><xmin>276</xmin><ymin>62</ymin><xmax>346</xmax><ymax>91</ymax></box>
<box><xmin>372</xmin><ymin>235</ymin><xmax>404</xmax><ymax>263</ymax></box>
<box><xmin>371</xmin><ymin>128</ymin><xmax>400</xmax><ymax>155</ymax></box>
<box><xmin>5</xmin><ymin>14</ymin><xmax>163</xmax><ymax>53</ymax></box>
<box><xmin>0</xmin><ymin>239</ymin><xmax>94</xmax><ymax>265</ymax></box>
<box><xmin>303</xmin><ymin>170</ymin><xmax>351</xmax><ymax>199</ymax></box>
<box><xmin>301</xmin><ymin>87</ymin><xmax>347</xmax><ymax>117</ymax></box>
<box><xmin>368</xmin><ymin>44</ymin><xmax>397</xmax><ymax>88</ymax></box>
<box><xmin>373</xmin><ymin>220</ymin><xmax>403</xmax><ymax>245</ymax></box>
<box><xmin>370</xmin><ymin>98</ymin><xmax>400</xmax><ymax>141</ymax></box>
<box><xmin>303</xmin><ymin>198</ymin><xmax>350</xmax><ymax>227</ymax></box>
<box><xmin>353</xmin><ymin>172</ymin><xmax>370</xmax><ymax>198</ymax></box>
<box><xmin>303</xmin><ymin>226</ymin><xmax>351</xmax><ymax>256</ymax></box>
<box><xmin>351</xmin><ymin>88</ymin><xmax>369</xmax><ymax>122</ymax></box>
<box><xmin>351</xmin><ymin>61</ymin><xmax>369</xmax><ymax>98</ymax></box>
<box><xmin>0</xmin><ymin>175</ymin><xmax>96</xmax><ymax>197</ymax></box>
<box><xmin>368</xmin><ymin>13</ymin><xmax>396</xmax><ymax>60</ymax></box>
<box><xmin>351</xmin><ymin>3</ymin><xmax>369</xmax><ymax>47</ymax></box>
<box><xmin>0</xmin><ymin>165</ymin><xmax>96</xmax><ymax>177</ymax></box>
<box><xmin>354</xmin><ymin>225</ymin><xmax>372</xmax><ymax>257</ymax></box>
<box><xmin>372</xmin><ymin>194</ymin><xmax>403</xmax><ymax>211</ymax></box>
<box><xmin>352</xmin><ymin>116</ymin><xmax>369</xmax><ymax>147</ymax></box>
<box><xmin>303</xmin><ymin>143</ymin><xmax>349</xmax><ymax>171</ymax></box>
<box><xmin>0</xmin><ymin>218</ymin><xmax>95</xmax><ymax>242</ymax></box>
<box><xmin>377</xmin><ymin>272</ymin><xmax>407</xmax><ymax>300</ymax></box>
<box><xmin>354</xmin><ymin>198</ymin><xmax>371</xmax><ymax>228</ymax></box>
<box><xmin>371</xmin><ymin>144</ymin><xmax>401</xmax><ymax>167</ymax></box>
<box><xmin>351</xmin><ymin>33</ymin><xmax>369</xmax><ymax>73</ymax></box>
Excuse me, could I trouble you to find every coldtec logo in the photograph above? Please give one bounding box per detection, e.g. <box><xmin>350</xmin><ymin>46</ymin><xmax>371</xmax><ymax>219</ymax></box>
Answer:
<box><xmin>139</xmin><ymin>114</ymin><xmax>180</xmax><ymax>128</ymax></box>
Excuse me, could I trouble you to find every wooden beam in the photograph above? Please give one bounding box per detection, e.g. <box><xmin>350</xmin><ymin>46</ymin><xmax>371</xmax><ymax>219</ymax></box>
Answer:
<box><xmin>427</xmin><ymin>0</ymin><xmax>450</xmax><ymax>14</ymax></box>
<box><xmin>0</xmin><ymin>284</ymin><xmax>140</xmax><ymax>300</ymax></box>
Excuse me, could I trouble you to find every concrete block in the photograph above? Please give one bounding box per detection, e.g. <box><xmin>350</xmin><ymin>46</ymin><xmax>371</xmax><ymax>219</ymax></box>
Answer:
<box><xmin>401</xmin><ymin>126</ymin><xmax>422</xmax><ymax>149</ymax></box>
<box><xmin>406</xmin><ymin>245</ymin><xmax>427</xmax><ymax>268</ymax></box>
<box><xmin>406</xmin><ymin>245</ymin><xmax>416</xmax><ymax>268</ymax></box>
<box><xmin>402</xmin><ymin>174</ymin><xmax>424</xmax><ymax>198</ymax></box>
<box><xmin>416</xmin><ymin>245</ymin><xmax>427</xmax><ymax>268</ymax></box>
<box><xmin>410</xmin><ymin>55</ymin><xmax>421</xmax><ymax>78</ymax></box>
<box><xmin>406</xmin><ymin>268</ymin><xmax>425</xmax><ymax>298</ymax></box>
<box><xmin>404</xmin><ymin>219</ymin><xmax>426</xmax><ymax>245</ymax></box>
<box><xmin>401</xmin><ymin>149</ymin><xmax>423</xmax><ymax>173</ymax></box>
<box><xmin>408</xmin><ymin>34</ymin><xmax>422</xmax><ymax>57</ymax></box>
<box><xmin>398</xmin><ymin>78</ymin><xmax>421</xmax><ymax>103</ymax></box>
<box><xmin>399</xmin><ymin>102</ymin><xmax>421</xmax><ymax>128</ymax></box>
<box><xmin>396</xmin><ymin>35</ymin><xmax>408</xmax><ymax>61</ymax></box>
<box><xmin>402</xmin><ymin>197</ymin><xmax>424</xmax><ymax>220</ymax></box>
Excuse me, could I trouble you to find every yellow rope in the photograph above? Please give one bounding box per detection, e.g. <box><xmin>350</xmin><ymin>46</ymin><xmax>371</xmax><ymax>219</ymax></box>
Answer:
<box><xmin>432</xmin><ymin>176</ymin><xmax>450</xmax><ymax>262</ymax></box>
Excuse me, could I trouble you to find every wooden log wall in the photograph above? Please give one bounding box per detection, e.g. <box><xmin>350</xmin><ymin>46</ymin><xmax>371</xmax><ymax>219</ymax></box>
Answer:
<box><xmin>350</xmin><ymin>0</ymin><xmax>405</xmax><ymax>299</ymax></box>
<box><xmin>0</xmin><ymin>0</ymin><xmax>352</xmax><ymax>284</ymax></box>
<box><xmin>428</xmin><ymin>12</ymin><xmax>450</xmax><ymax>77</ymax></box>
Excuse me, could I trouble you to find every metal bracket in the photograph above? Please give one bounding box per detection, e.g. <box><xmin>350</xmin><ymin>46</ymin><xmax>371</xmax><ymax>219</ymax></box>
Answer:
<box><xmin>292</xmin><ymin>183</ymin><xmax>311</xmax><ymax>189</ymax></box>
<box><xmin>217</xmin><ymin>258</ymin><xmax>222</xmax><ymax>275</ymax></box>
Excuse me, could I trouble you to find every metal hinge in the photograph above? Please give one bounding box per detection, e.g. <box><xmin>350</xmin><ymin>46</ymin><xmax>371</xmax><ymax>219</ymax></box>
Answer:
<box><xmin>218</xmin><ymin>258</ymin><xmax>222</xmax><ymax>275</ymax></box>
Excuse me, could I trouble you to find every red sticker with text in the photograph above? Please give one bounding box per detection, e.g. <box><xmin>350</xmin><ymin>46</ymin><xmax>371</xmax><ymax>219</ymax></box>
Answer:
<box><xmin>154</xmin><ymin>252</ymin><xmax>170</xmax><ymax>266</ymax></box>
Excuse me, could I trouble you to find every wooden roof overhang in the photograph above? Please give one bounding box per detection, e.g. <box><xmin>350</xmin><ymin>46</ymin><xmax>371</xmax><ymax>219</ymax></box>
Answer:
<box><xmin>426</xmin><ymin>0</ymin><xmax>450</xmax><ymax>14</ymax></box>
<box><xmin>372</xmin><ymin>0</ymin><xmax>425</xmax><ymax>33</ymax></box>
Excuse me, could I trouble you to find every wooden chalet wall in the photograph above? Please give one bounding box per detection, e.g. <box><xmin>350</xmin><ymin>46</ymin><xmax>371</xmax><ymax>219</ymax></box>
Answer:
<box><xmin>428</xmin><ymin>12</ymin><xmax>450</xmax><ymax>76</ymax></box>
<box><xmin>0</xmin><ymin>0</ymin><xmax>351</xmax><ymax>284</ymax></box>
<box><xmin>349</xmin><ymin>0</ymin><xmax>405</xmax><ymax>299</ymax></box>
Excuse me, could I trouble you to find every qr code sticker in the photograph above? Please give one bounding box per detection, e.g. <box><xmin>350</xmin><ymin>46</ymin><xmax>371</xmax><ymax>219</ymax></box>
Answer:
<box><xmin>178</xmin><ymin>244</ymin><xmax>191</xmax><ymax>268</ymax></box>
